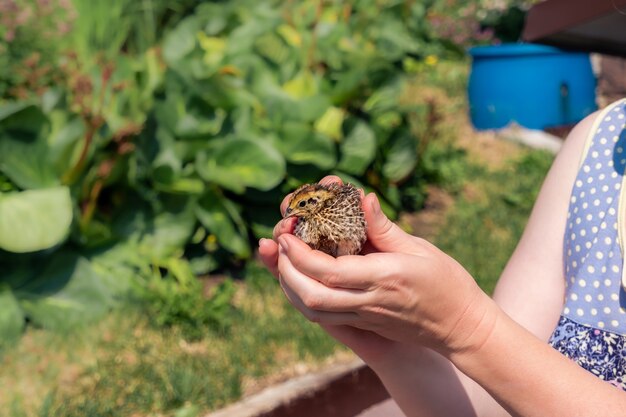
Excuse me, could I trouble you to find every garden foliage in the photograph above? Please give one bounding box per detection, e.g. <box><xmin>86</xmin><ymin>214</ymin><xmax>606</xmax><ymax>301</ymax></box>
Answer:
<box><xmin>0</xmin><ymin>0</ymin><xmax>463</xmax><ymax>340</ymax></box>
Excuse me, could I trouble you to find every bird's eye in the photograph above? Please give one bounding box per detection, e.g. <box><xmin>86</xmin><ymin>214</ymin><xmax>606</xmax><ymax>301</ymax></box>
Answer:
<box><xmin>299</xmin><ymin>200</ymin><xmax>306</xmax><ymax>208</ymax></box>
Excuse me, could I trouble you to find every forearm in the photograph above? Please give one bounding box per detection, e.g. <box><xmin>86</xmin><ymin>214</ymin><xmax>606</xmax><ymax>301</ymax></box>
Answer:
<box><xmin>449</xmin><ymin>298</ymin><xmax>626</xmax><ymax>417</ymax></box>
<box><xmin>370</xmin><ymin>346</ymin><xmax>510</xmax><ymax>417</ymax></box>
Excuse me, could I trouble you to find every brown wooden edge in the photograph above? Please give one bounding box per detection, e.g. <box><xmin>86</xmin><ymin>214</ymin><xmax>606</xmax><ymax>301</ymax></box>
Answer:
<box><xmin>208</xmin><ymin>360</ymin><xmax>390</xmax><ymax>417</ymax></box>
<box><xmin>258</xmin><ymin>364</ymin><xmax>389</xmax><ymax>417</ymax></box>
<box><xmin>523</xmin><ymin>0</ymin><xmax>626</xmax><ymax>42</ymax></box>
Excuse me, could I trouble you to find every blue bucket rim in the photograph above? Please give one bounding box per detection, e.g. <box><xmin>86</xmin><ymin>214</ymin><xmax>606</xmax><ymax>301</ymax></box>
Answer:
<box><xmin>468</xmin><ymin>43</ymin><xmax>575</xmax><ymax>57</ymax></box>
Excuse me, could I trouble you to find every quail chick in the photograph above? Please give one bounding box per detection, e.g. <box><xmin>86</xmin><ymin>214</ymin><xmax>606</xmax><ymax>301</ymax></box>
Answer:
<box><xmin>284</xmin><ymin>183</ymin><xmax>367</xmax><ymax>257</ymax></box>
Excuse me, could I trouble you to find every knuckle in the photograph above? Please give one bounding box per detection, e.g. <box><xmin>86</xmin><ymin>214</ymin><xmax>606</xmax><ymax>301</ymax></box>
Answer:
<box><xmin>362</xmin><ymin>303</ymin><xmax>386</xmax><ymax>316</ymax></box>
<box><xmin>324</xmin><ymin>271</ymin><xmax>341</xmax><ymax>288</ymax></box>
<box><xmin>302</xmin><ymin>294</ymin><xmax>324</xmax><ymax>310</ymax></box>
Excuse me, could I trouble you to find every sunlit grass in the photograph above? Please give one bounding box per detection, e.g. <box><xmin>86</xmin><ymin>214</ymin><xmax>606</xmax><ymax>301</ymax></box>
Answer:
<box><xmin>2</xmin><ymin>265</ymin><xmax>344</xmax><ymax>417</ymax></box>
<box><xmin>434</xmin><ymin>148</ymin><xmax>554</xmax><ymax>294</ymax></box>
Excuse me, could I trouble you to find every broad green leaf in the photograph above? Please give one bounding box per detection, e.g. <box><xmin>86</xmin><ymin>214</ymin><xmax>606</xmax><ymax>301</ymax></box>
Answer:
<box><xmin>16</xmin><ymin>252</ymin><xmax>114</xmax><ymax>330</ymax></box>
<box><xmin>0</xmin><ymin>187</ymin><xmax>72</xmax><ymax>253</ymax></box>
<box><xmin>0</xmin><ymin>286</ymin><xmax>24</xmax><ymax>343</ymax></box>
<box><xmin>373</xmin><ymin>18</ymin><xmax>421</xmax><ymax>60</ymax></box>
<box><xmin>163</xmin><ymin>17</ymin><xmax>200</xmax><ymax>64</ymax></box>
<box><xmin>255</xmin><ymin>32</ymin><xmax>291</xmax><ymax>65</ymax></box>
<box><xmin>382</xmin><ymin>130</ymin><xmax>418</xmax><ymax>182</ymax></box>
<box><xmin>0</xmin><ymin>104</ymin><xmax>57</xmax><ymax>189</ymax></box>
<box><xmin>139</xmin><ymin>196</ymin><xmax>198</xmax><ymax>259</ymax></box>
<box><xmin>196</xmin><ymin>190</ymin><xmax>250</xmax><ymax>258</ymax></box>
<box><xmin>277</xmin><ymin>24</ymin><xmax>302</xmax><ymax>47</ymax></box>
<box><xmin>88</xmin><ymin>243</ymin><xmax>144</xmax><ymax>298</ymax></box>
<box><xmin>196</xmin><ymin>138</ymin><xmax>285</xmax><ymax>193</ymax></box>
<box><xmin>314</xmin><ymin>107</ymin><xmax>345</xmax><ymax>141</ymax></box>
<box><xmin>197</xmin><ymin>32</ymin><xmax>227</xmax><ymax>68</ymax></box>
<box><xmin>338</xmin><ymin>121</ymin><xmax>377</xmax><ymax>175</ymax></box>
<box><xmin>296</xmin><ymin>95</ymin><xmax>332</xmax><ymax>122</ymax></box>
<box><xmin>263</xmin><ymin>93</ymin><xmax>331</xmax><ymax>123</ymax></box>
<box><xmin>283</xmin><ymin>70</ymin><xmax>318</xmax><ymax>99</ymax></box>
<box><xmin>363</xmin><ymin>77</ymin><xmax>406</xmax><ymax>115</ymax></box>
<box><xmin>47</xmin><ymin>114</ymin><xmax>85</xmax><ymax>177</ymax></box>
<box><xmin>277</xmin><ymin>122</ymin><xmax>336</xmax><ymax>169</ymax></box>
<box><xmin>0</xmin><ymin>101</ymin><xmax>36</xmax><ymax>122</ymax></box>
<box><xmin>0</xmin><ymin>102</ymin><xmax>47</xmax><ymax>134</ymax></box>
<box><xmin>179</xmin><ymin>101</ymin><xmax>226</xmax><ymax>138</ymax></box>
<box><xmin>0</xmin><ymin>137</ymin><xmax>59</xmax><ymax>189</ymax></box>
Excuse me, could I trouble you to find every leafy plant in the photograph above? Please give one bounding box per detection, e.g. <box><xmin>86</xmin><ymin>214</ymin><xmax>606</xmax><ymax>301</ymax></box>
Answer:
<box><xmin>0</xmin><ymin>0</ymin><xmax>457</xmax><ymax>339</ymax></box>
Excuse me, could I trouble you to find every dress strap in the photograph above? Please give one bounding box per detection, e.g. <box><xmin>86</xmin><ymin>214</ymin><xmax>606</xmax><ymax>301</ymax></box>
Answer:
<box><xmin>601</xmin><ymin>99</ymin><xmax>626</xmax><ymax>289</ymax></box>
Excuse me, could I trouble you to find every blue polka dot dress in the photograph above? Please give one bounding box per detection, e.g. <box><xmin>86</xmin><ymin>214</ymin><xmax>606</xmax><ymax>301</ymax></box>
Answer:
<box><xmin>549</xmin><ymin>98</ymin><xmax>626</xmax><ymax>389</ymax></box>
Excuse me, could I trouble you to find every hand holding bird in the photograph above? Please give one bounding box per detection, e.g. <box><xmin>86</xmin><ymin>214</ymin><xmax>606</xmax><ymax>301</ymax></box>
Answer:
<box><xmin>258</xmin><ymin>176</ymin><xmax>495</xmax><ymax>363</ymax></box>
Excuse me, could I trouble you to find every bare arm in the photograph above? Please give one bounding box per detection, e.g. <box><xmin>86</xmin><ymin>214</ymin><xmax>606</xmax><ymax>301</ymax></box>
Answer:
<box><xmin>361</xmin><ymin>113</ymin><xmax>598</xmax><ymax>417</ymax></box>
<box><xmin>260</xmin><ymin>112</ymin><xmax>626</xmax><ymax>416</ymax></box>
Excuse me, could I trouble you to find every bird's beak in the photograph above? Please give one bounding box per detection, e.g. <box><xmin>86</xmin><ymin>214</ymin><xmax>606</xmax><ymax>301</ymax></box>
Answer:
<box><xmin>284</xmin><ymin>207</ymin><xmax>293</xmax><ymax>218</ymax></box>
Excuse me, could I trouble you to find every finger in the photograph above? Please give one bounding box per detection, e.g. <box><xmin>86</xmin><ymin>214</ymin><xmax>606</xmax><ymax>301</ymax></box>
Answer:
<box><xmin>278</xmin><ymin>234</ymin><xmax>381</xmax><ymax>289</ymax></box>
<box><xmin>258</xmin><ymin>238</ymin><xmax>279</xmax><ymax>278</ymax></box>
<box><xmin>278</xmin><ymin>244</ymin><xmax>368</xmax><ymax>312</ymax></box>
<box><xmin>279</xmin><ymin>275</ymin><xmax>362</xmax><ymax>325</ymax></box>
<box><xmin>362</xmin><ymin>193</ymin><xmax>419</xmax><ymax>254</ymax></box>
<box><xmin>318</xmin><ymin>175</ymin><xmax>343</xmax><ymax>186</ymax></box>
<box><xmin>280</xmin><ymin>193</ymin><xmax>292</xmax><ymax>216</ymax></box>
<box><xmin>273</xmin><ymin>217</ymin><xmax>298</xmax><ymax>241</ymax></box>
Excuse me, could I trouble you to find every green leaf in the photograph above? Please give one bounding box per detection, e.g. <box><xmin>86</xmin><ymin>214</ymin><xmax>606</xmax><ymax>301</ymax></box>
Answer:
<box><xmin>0</xmin><ymin>187</ymin><xmax>73</xmax><ymax>253</ymax></box>
<box><xmin>16</xmin><ymin>252</ymin><xmax>114</xmax><ymax>330</ymax></box>
<box><xmin>282</xmin><ymin>70</ymin><xmax>318</xmax><ymax>99</ymax></box>
<box><xmin>0</xmin><ymin>286</ymin><xmax>25</xmax><ymax>344</ymax></box>
<box><xmin>196</xmin><ymin>138</ymin><xmax>285</xmax><ymax>193</ymax></box>
<box><xmin>0</xmin><ymin>104</ymin><xmax>58</xmax><ymax>189</ymax></box>
<box><xmin>0</xmin><ymin>103</ymin><xmax>47</xmax><ymax>134</ymax></box>
<box><xmin>363</xmin><ymin>77</ymin><xmax>405</xmax><ymax>115</ymax></box>
<box><xmin>48</xmin><ymin>114</ymin><xmax>85</xmax><ymax>176</ymax></box>
<box><xmin>314</xmin><ymin>107</ymin><xmax>345</xmax><ymax>141</ymax></box>
<box><xmin>338</xmin><ymin>121</ymin><xmax>376</xmax><ymax>175</ymax></box>
<box><xmin>0</xmin><ymin>101</ymin><xmax>36</xmax><ymax>122</ymax></box>
<box><xmin>382</xmin><ymin>130</ymin><xmax>418</xmax><ymax>182</ymax></box>
<box><xmin>0</xmin><ymin>137</ymin><xmax>59</xmax><ymax>189</ymax></box>
<box><xmin>139</xmin><ymin>196</ymin><xmax>198</xmax><ymax>259</ymax></box>
<box><xmin>277</xmin><ymin>122</ymin><xmax>336</xmax><ymax>169</ymax></box>
<box><xmin>163</xmin><ymin>17</ymin><xmax>200</xmax><ymax>64</ymax></box>
<box><xmin>196</xmin><ymin>190</ymin><xmax>251</xmax><ymax>258</ymax></box>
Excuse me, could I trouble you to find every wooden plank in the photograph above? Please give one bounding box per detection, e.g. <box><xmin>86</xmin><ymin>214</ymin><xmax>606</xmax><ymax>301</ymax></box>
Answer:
<box><xmin>523</xmin><ymin>0</ymin><xmax>626</xmax><ymax>42</ymax></box>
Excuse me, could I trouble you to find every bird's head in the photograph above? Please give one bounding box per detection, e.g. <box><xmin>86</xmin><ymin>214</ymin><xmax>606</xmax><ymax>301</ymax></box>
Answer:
<box><xmin>284</xmin><ymin>184</ymin><xmax>336</xmax><ymax>218</ymax></box>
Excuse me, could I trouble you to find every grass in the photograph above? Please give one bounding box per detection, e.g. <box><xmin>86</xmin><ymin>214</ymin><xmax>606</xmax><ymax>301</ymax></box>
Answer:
<box><xmin>434</xmin><ymin>147</ymin><xmax>554</xmax><ymax>294</ymax></box>
<box><xmin>1</xmin><ymin>265</ymin><xmax>345</xmax><ymax>417</ymax></box>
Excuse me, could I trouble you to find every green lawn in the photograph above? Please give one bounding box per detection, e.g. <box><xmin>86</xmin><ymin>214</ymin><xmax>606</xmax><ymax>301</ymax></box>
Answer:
<box><xmin>2</xmin><ymin>264</ymin><xmax>343</xmax><ymax>417</ymax></box>
<box><xmin>434</xmin><ymin>147</ymin><xmax>554</xmax><ymax>293</ymax></box>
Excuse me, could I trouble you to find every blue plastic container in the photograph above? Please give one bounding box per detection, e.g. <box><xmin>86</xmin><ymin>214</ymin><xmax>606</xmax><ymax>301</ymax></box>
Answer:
<box><xmin>468</xmin><ymin>43</ymin><xmax>597</xmax><ymax>130</ymax></box>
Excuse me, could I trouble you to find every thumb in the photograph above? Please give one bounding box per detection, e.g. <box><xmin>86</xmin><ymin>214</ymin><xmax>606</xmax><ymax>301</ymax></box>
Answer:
<box><xmin>362</xmin><ymin>193</ymin><xmax>417</xmax><ymax>254</ymax></box>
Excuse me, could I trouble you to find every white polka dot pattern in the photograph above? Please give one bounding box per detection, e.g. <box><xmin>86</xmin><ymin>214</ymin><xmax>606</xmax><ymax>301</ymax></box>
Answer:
<box><xmin>562</xmin><ymin>99</ymin><xmax>626</xmax><ymax>335</ymax></box>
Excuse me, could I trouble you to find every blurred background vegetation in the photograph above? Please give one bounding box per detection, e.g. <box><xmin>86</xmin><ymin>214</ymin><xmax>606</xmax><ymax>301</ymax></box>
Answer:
<box><xmin>0</xmin><ymin>0</ymin><xmax>547</xmax><ymax>416</ymax></box>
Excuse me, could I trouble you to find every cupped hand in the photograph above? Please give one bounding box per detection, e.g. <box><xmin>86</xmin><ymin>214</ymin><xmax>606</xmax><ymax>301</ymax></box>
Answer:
<box><xmin>258</xmin><ymin>176</ymin><xmax>494</xmax><ymax>361</ymax></box>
